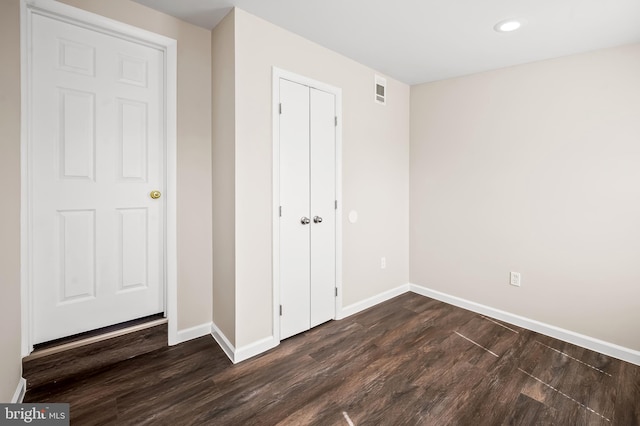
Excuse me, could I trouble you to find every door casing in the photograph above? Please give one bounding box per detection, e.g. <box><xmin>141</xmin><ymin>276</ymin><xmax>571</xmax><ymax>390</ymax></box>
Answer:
<box><xmin>20</xmin><ymin>0</ymin><xmax>178</xmax><ymax>355</ymax></box>
<box><xmin>272</xmin><ymin>67</ymin><xmax>343</xmax><ymax>342</ymax></box>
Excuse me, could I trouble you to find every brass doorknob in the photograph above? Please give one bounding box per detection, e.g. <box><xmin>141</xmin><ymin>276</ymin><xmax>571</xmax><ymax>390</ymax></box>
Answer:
<box><xmin>150</xmin><ymin>190</ymin><xmax>162</xmax><ymax>199</ymax></box>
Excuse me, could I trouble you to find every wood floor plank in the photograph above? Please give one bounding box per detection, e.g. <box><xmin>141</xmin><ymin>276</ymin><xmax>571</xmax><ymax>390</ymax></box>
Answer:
<box><xmin>503</xmin><ymin>393</ymin><xmax>557</xmax><ymax>426</ymax></box>
<box><xmin>22</xmin><ymin>293</ymin><xmax>640</xmax><ymax>425</ymax></box>
<box><xmin>613</xmin><ymin>360</ymin><xmax>640</xmax><ymax>425</ymax></box>
<box><xmin>24</xmin><ymin>336</ymin><xmax>229</xmax><ymax>409</ymax></box>
<box><xmin>23</xmin><ymin>324</ymin><xmax>168</xmax><ymax>390</ymax></box>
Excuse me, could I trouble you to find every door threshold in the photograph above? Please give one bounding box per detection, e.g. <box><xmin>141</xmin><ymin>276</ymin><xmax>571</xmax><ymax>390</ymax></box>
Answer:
<box><xmin>25</xmin><ymin>315</ymin><xmax>167</xmax><ymax>361</ymax></box>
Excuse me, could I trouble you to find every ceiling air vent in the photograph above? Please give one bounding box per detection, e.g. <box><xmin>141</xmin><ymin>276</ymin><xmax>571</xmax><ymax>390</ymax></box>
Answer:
<box><xmin>375</xmin><ymin>75</ymin><xmax>386</xmax><ymax>105</ymax></box>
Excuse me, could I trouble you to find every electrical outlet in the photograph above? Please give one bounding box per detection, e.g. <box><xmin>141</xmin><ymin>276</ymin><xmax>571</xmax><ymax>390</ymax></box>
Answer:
<box><xmin>381</xmin><ymin>257</ymin><xmax>386</xmax><ymax>269</ymax></box>
<box><xmin>510</xmin><ymin>271</ymin><xmax>521</xmax><ymax>287</ymax></box>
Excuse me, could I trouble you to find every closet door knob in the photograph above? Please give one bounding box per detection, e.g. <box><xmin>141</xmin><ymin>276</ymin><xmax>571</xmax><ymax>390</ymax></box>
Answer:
<box><xmin>300</xmin><ymin>217</ymin><xmax>311</xmax><ymax>225</ymax></box>
<box><xmin>313</xmin><ymin>216</ymin><xmax>323</xmax><ymax>224</ymax></box>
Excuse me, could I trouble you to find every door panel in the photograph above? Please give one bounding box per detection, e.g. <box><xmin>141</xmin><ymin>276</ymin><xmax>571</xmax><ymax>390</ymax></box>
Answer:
<box><xmin>59</xmin><ymin>89</ymin><xmax>95</xmax><ymax>179</ymax></box>
<box><xmin>118</xmin><ymin>99</ymin><xmax>148</xmax><ymax>180</ymax></box>
<box><xmin>310</xmin><ymin>88</ymin><xmax>336</xmax><ymax>328</ymax></box>
<box><xmin>59</xmin><ymin>210</ymin><xmax>96</xmax><ymax>302</ymax></box>
<box><xmin>279</xmin><ymin>79</ymin><xmax>311</xmax><ymax>340</ymax></box>
<box><xmin>279</xmin><ymin>79</ymin><xmax>337</xmax><ymax>339</ymax></box>
<box><xmin>117</xmin><ymin>208</ymin><xmax>149</xmax><ymax>291</ymax></box>
<box><xmin>31</xmin><ymin>13</ymin><xmax>164</xmax><ymax>343</ymax></box>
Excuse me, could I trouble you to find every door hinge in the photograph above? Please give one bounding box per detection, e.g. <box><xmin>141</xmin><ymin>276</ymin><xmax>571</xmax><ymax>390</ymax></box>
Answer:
<box><xmin>335</xmin><ymin>116</ymin><xmax>338</xmax><ymax>126</ymax></box>
<box><xmin>279</xmin><ymin>103</ymin><xmax>282</xmax><ymax>114</ymax></box>
<box><xmin>279</xmin><ymin>206</ymin><xmax>282</xmax><ymax>217</ymax></box>
<box><xmin>335</xmin><ymin>200</ymin><xmax>338</xmax><ymax>210</ymax></box>
<box><xmin>279</xmin><ymin>305</ymin><xmax>283</xmax><ymax>316</ymax></box>
<box><xmin>335</xmin><ymin>287</ymin><xmax>338</xmax><ymax>297</ymax></box>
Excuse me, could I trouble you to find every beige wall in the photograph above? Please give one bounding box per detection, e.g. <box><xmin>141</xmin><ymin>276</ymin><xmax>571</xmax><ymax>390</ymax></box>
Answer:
<box><xmin>234</xmin><ymin>9</ymin><xmax>410</xmax><ymax>346</ymax></box>
<box><xmin>59</xmin><ymin>0</ymin><xmax>213</xmax><ymax>330</ymax></box>
<box><xmin>410</xmin><ymin>44</ymin><xmax>640</xmax><ymax>351</ymax></box>
<box><xmin>1</xmin><ymin>0</ymin><xmax>215</xmax><ymax>402</ymax></box>
<box><xmin>211</xmin><ymin>10</ymin><xmax>236</xmax><ymax>345</ymax></box>
<box><xmin>0</xmin><ymin>0</ymin><xmax>23</xmax><ymax>403</ymax></box>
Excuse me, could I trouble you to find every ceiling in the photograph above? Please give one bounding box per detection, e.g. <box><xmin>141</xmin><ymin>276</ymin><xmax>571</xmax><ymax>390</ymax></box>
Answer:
<box><xmin>133</xmin><ymin>0</ymin><xmax>640</xmax><ymax>85</ymax></box>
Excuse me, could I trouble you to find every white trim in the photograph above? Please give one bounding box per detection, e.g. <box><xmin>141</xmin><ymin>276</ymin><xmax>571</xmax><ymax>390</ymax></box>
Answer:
<box><xmin>211</xmin><ymin>322</ymin><xmax>236</xmax><ymax>363</ymax></box>
<box><xmin>410</xmin><ymin>284</ymin><xmax>640</xmax><ymax>366</ymax></box>
<box><xmin>235</xmin><ymin>336</ymin><xmax>279</xmax><ymax>363</ymax></box>
<box><xmin>213</xmin><ymin>283</ymin><xmax>409</xmax><ymax>362</ymax></box>
<box><xmin>164</xmin><ymin>31</ymin><xmax>178</xmax><ymax>347</ymax></box>
<box><xmin>336</xmin><ymin>284</ymin><xmax>410</xmax><ymax>320</ymax></box>
<box><xmin>271</xmin><ymin>67</ymin><xmax>343</xmax><ymax>343</ymax></box>
<box><xmin>214</xmin><ymin>282</ymin><xmax>640</xmax><ymax>366</ymax></box>
<box><xmin>211</xmin><ymin>323</ymin><xmax>279</xmax><ymax>364</ymax></box>
<box><xmin>12</xmin><ymin>378</ymin><xmax>27</xmax><ymax>403</ymax></box>
<box><xmin>271</xmin><ymin>69</ymin><xmax>280</xmax><ymax>344</ymax></box>
<box><xmin>334</xmin><ymin>92</ymin><xmax>344</xmax><ymax>323</ymax></box>
<box><xmin>20</xmin><ymin>0</ymin><xmax>178</xmax><ymax>354</ymax></box>
<box><xmin>20</xmin><ymin>0</ymin><xmax>34</xmax><ymax>358</ymax></box>
<box><xmin>174</xmin><ymin>322</ymin><xmax>212</xmax><ymax>345</ymax></box>
<box><xmin>22</xmin><ymin>0</ymin><xmax>174</xmax><ymax>50</ymax></box>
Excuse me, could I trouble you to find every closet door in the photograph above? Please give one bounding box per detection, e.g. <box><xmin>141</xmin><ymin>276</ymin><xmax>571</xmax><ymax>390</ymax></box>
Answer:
<box><xmin>279</xmin><ymin>79</ymin><xmax>336</xmax><ymax>340</ymax></box>
<box><xmin>309</xmin><ymin>88</ymin><xmax>336</xmax><ymax>328</ymax></box>
<box><xmin>279</xmin><ymin>79</ymin><xmax>311</xmax><ymax>340</ymax></box>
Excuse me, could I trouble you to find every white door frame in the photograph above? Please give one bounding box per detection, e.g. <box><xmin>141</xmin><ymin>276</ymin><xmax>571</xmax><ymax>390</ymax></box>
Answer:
<box><xmin>271</xmin><ymin>67</ymin><xmax>343</xmax><ymax>342</ymax></box>
<box><xmin>20</xmin><ymin>0</ymin><xmax>178</xmax><ymax>355</ymax></box>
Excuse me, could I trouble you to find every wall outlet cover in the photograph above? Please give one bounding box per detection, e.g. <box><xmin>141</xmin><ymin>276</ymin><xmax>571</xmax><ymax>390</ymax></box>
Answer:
<box><xmin>510</xmin><ymin>271</ymin><xmax>521</xmax><ymax>287</ymax></box>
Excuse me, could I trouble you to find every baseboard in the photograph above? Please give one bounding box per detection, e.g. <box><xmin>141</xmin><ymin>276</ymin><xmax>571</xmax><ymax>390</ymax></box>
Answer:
<box><xmin>209</xmin><ymin>283</ymin><xmax>640</xmax><ymax>367</ymax></box>
<box><xmin>211</xmin><ymin>322</ymin><xmax>236</xmax><ymax>363</ymax></box>
<box><xmin>12</xmin><ymin>378</ymin><xmax>26</xmax><ymax>403</ymax></box>
<box><xmin>211</xmin><ymin>280</ymin><xmax>640</xmax><ymax>366</ymax></box>
<box><xmin>210</xmin><ymin>322</ymin><xmax>279</xmax><ymax>364</ymax></box>
<box><xmin>336</xmin><ymin>283</ymin><xmax>410</xmax><ymax>320</ymax></box>
<box><xmin>410</xmin><ymin>283</ymin><xmax>640</xmax><ymax>366</ymax></box>
<box><xmin>174</xmin><ymin>322</ymin><xmax>212</xmax><ymax>345</ymax></box>
<box><xmin>208</xmin><ymin>284</ymin><xmax>411</xmax><ymax>364</ymax></box>
<box><xmin>209</xmin><ymin>284</ymin><xmax>412</xmax><ymax>363</ymax></box>
<box><xmin>235</xmin><ymin>336</ymin><xmax>278</xmax><ymax>363</ymax></box>
<box><xmin>209</xmin><ymin>284</ymin><xmax>411</xmax><ymax>363</ymax></box>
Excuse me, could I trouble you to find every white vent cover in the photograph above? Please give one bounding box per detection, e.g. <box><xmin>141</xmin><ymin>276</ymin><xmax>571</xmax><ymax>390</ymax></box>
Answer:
<box><xmin>374</xmin><ymin>75</ymin><xmax>386</xmax><ymax>105</ymax></box>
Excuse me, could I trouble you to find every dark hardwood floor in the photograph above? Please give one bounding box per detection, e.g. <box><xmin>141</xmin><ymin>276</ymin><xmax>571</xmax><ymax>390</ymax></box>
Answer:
<box><xmin>23</xmin><ymin>323</ymin><xmax>167</xmax><ymax>391</ymax></box>
<box><xmin>23</xmin><ymin>293</ymin><xmax>640</xmax><ymax>425</ymax></box>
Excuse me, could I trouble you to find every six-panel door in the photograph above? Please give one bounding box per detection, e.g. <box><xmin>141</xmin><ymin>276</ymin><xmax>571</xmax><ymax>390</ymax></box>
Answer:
<box><xmin>30</xmin><ymin>13</ymin><xmax>165</xmax><ymax>343</ymax></box>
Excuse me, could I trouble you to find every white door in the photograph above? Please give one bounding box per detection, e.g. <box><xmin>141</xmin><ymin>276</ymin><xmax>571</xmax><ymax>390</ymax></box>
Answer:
<box><xmin>30</xmin><ymin>13</ymin><xmax>165</xmax><ymax>343</ymax></box>
<box><xmin>279</xmin><ymin>79</ymin><xmax>336</xmax><ymax>340</ymax></box>
<box><xmin>309</xmin><ymin>88</ymin><xmax>337</xmax><ymax>328</ymax></box>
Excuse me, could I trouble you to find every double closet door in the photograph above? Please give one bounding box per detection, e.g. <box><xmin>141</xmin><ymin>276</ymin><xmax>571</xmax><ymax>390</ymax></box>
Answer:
<box><xmin>279</xmin><ymin>79</ymin><xmax>337</xmax><ymax>340</ymax></box>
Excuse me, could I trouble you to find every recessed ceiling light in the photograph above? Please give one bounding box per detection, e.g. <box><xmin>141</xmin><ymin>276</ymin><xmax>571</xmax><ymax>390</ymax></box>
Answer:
<box><xmin>494</xmin><ymin>19</ymin><xmax>524</xmax><ymax>33</ymax></box>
